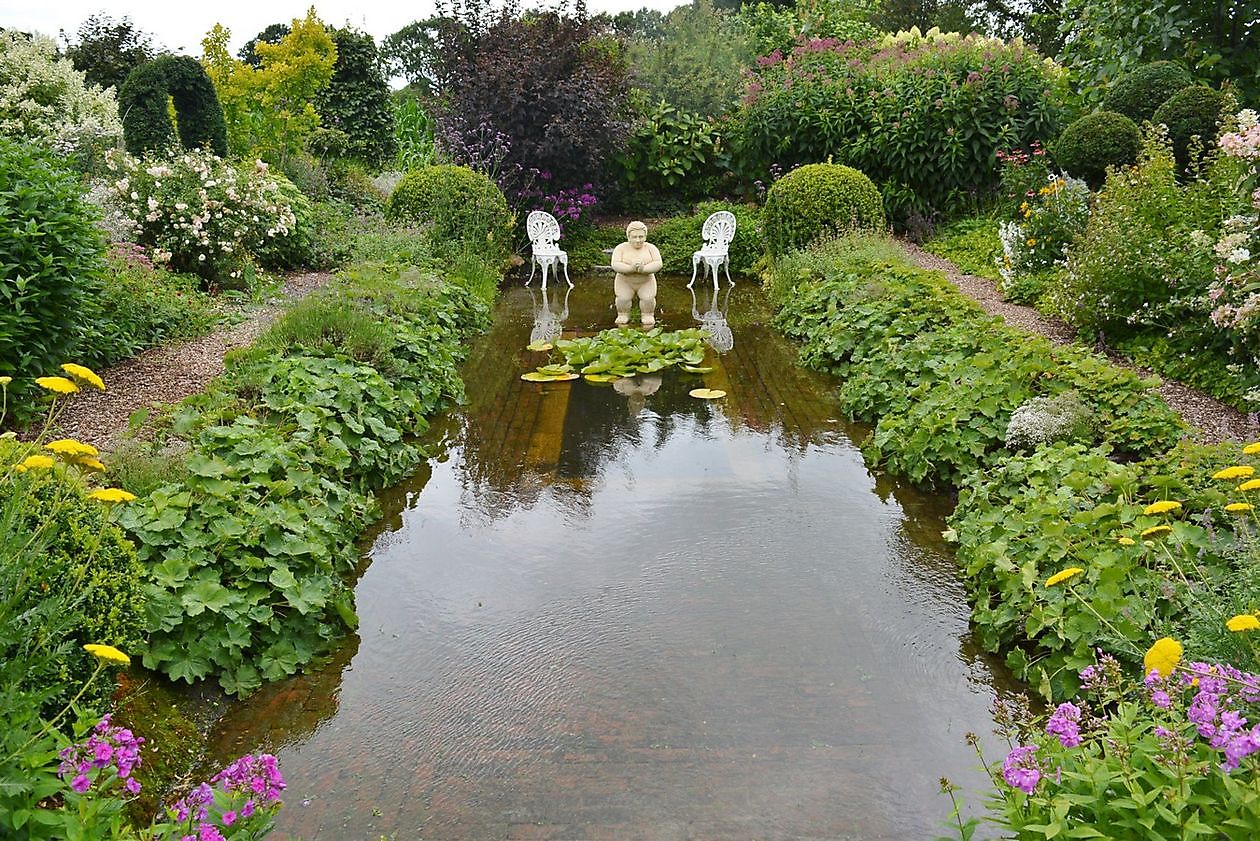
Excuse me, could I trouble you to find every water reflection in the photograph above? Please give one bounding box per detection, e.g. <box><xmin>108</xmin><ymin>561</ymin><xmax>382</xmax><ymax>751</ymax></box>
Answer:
<box><xmin>207</xmin><ymin>277</ymin><xmax>1014</xmax><ymax>840</ymax></box>
<box><xmin>691</xmin><ymin>284</ymin><xmax>734</xmax><ymax>353</ymax></box>
<box><xmin>528</xmin><ymin>286</ymin><xmax>570</xmax><ymax>347</ymax></box>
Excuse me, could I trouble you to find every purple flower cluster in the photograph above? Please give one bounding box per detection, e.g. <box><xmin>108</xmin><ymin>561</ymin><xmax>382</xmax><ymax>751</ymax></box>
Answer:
<box><xmin>1045</xmin><ymin>702</ymin><xmax>1082</xmax><ymax>748</ymax></box>
<box><xmin>108</xmin><ymin>241</ymin><xmax>154</xmax><ymax>270</ymax></box>
<box><xmin>1178</xmin><ymin>662</ymin><xmax>1260</xmax><ymax>771</ymax></box>
<box><xmin>515</xmin><ymin>183</ymin><xmax>598</xmax><ymax>225</ymax></box>
<box><xmin>166</xmin><ymin>753</ymin><xmax>285</xmax><ymax>841</ymax></box>
<box><xmin>1001</xmin><ymin>744</ymin><xmax>1041</xmax><ymax>794</ymax></box>
<box><xmin>57</xmin><ymin>714</ymin><xmax>144</xmax><ymax>797</ymax></box>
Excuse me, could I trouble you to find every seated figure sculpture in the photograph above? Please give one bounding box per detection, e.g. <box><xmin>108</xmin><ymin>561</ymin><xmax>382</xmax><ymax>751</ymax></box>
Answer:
<box><xmin>610</xmin><ymin>221</ymin><xmax>663</xmax><ymax>327</ymax></box>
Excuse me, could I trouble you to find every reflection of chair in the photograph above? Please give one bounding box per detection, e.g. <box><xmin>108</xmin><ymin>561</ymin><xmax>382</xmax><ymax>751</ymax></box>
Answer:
<box><xmin>691</xmin><ymin>285</ymin><xmax>734</xmax><ymax>353</ymax></box>
<box><xmin>688</xmin><ymin>210</ymin><xmax>737</xmax><ymax>290</ymax></box>
<box><xmin>529</xmin><ymin>285</ymin><xmax>570</xmax><ymax>346</ymax></box>
<box><xmin>526</xmin><ymin>210</ymin><xmax>572</xmax><ymax>290</ymax></box>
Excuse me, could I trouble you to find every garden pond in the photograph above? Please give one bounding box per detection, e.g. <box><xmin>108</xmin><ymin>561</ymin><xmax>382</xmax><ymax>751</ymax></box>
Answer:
<box><xmin>206</xmin><ymin>277</ymin><xmax>1017</xmax><ymax>839</ymax></box>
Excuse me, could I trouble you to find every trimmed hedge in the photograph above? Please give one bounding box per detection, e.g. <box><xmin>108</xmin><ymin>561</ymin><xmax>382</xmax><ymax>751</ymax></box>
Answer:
<box><xmin>1103</xmin><ymin>62</ymin><xmax>1195</xmax><ymax>124</ymax></box>
<box><xmin>118</xmin><ymin>55</ymin><xmax>227</xmax><ymax>157</ymax></box>
<box><xmin>386</xmin><ymin>164</ymin><xmax>513</xmax><ymax>262</ymax></box>
<box><xmin>1053</xmin><ymin>111</ymin><xmax>1142</xmax><ymax>188</ymax></box>
<box><xmin>1153</xmin><ymin>86</ymin><xmax>1228</xmax><ymax>170</ymax></box>
<box><xmin>763</xmin><ymin>164</ymin><xmax>884</xmax><ymax>256</ymax></box>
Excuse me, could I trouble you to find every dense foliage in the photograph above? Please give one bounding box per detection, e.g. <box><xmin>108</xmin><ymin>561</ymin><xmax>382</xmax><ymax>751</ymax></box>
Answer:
<box><xmin>118</xmin><ymin>55</ymin><xmax>228</xmax><ymax>158</ymax></box>
<box><xmin>0</xmin><ymin>139</ymin><xmax>105</xmax><ymax>413</ymax></box>
<box><xmin>614</xmin><ymin>98</ymin><xmax>722</xmax><ymax>208</ymax></box>
<box><xmin>0</xmin><ymin>31</ymin><xmax>122</xmax><ymax>173</ymax></box>
<box><xmin>1152</xmin><ymin>84</ymin><xmax>1228</xmax><ymax>170</ymax></box>
<box><xmin>314</xmin><ymin>28</ymin><xmax>397</xmax><ymax>169</ymax></box>
<box><xmin>1052</xmin><ymin>110</ymin><xmax>1141</xmax><ymax>188</ymax></box>
<box><xmin>64</xmin><ymin>14</ymin><xmax>157</xmax><ymax>94</ymax></box>
<box><xmin>1101</xmin><ymin>60</ymin><xmax>1194</xmax><ymax>124</ymax></box>
<box><xmin>731</xmin><ymin>28</ymin><xmax>1066</xmax><ymax>224</ymax></box>
<box><xmin>763</xmin><ymin>163</ymin><xmax>885</xmax><ymax>255</ymax></box>
<box><xmin>385</xmin><ymin>164</ymin><xmax>513</xmax><ymax>262</ymax></box>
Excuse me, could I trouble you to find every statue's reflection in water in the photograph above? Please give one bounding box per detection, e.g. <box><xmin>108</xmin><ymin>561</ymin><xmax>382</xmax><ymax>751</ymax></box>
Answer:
<box><xmin>529</xmin><ymin>285</ymin><xmax>570</xmax><ymax>346</ymax></box>
<box><xmin>613</xmin><ymin>374</ymin><xmax>662</xmax><ymax>416</ymax></box>
<box><xmin>691</xmin><ymin>284</ymin><xmax>733</xmax><ymax>353</ymax></box>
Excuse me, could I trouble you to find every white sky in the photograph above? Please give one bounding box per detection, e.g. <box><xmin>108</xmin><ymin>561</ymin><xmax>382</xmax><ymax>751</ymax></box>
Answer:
<box><xmin>0</xmin><ymin>1</ymin><xmax>685</xmax><ymax>56</ymax></box>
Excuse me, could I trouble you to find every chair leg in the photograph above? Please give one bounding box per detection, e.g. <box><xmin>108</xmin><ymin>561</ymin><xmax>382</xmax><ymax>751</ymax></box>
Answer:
<box><xmin>526</xmin><ymin>257</ymin><xmax>536</xmax><ymax>287</ymax></box>
<box><xmin>540</xmin><ymin>259</ymin><xmax>549</xmax><ymax>291</ymax></box>
<box><xmin>724</xmin><ymin>258</ymin><xmax>733</xmax><ymax>287</ymax></box>
<box><xmin>710</xmin><ymin>261</ymin><xmax>720</xmax><ymax>293</ymax></box>
<box><xmin>688</xmin><ymin>256</ymin><xmax>699</xmax><ymax>289</ymax></box>
<box><xmin>562</xmin><ymin>255</ymin><xmax>573</xmax><ymax>288</ymax></box>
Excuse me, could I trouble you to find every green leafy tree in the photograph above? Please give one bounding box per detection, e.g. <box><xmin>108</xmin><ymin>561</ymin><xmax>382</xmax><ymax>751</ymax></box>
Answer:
<box><xmin>238</xmin><ymin>23</ymin><xmax>291</xmax><ymax>68</ymax></box>
<box><xmin>1059</xmin><ymin>0</ymin><xmax>1259</xmax><ymax>105</ymax></box>
<box><xmin>61</xmin><ymin>13</ymin><xmax>157</xmax><ymax>93</ymax></box>
<box><xmin>381</xmin><ymin>18</ymin><xmax>443</xmax><ymax>96</ymax></box>
<box><xmin>315</xmin><ymin>28</ymin><xmax>397</xmax><ymax>168</ymax></box>
<box><xmin>201</xmin><ymin>8</ymin><xmax>337</xmax><ymax>164</ymax></box>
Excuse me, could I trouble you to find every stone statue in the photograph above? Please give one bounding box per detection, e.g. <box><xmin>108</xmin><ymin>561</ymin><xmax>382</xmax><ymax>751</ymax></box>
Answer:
<box><xmin>610</xmin><ymin>221</ymin><xmax>663</xmax><ymax>327</ymax></box>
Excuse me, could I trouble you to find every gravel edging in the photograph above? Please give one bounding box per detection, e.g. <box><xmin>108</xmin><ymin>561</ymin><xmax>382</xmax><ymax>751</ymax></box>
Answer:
<box><xmin>55</xmin><ymin>272</ymin><xmax>333</xmax><ymax>450</ymax></box>
<box><xmin>898</xmin><ymin>240</ymin><xmax>1259</xmax><ymax>446</ymax></box>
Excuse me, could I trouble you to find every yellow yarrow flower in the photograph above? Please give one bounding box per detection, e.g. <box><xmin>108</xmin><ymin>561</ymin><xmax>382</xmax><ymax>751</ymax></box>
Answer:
<box><xmin>1045</xmin><ymin>567</ymin><xmax>1084</xmax><ymax>587</ymax></box>
<box><xmin>17</xmin><ymin>454</ymin><xmax>56</xmax><ymax>471</ymax></box>
<box><xmin>76</xmin><ymin>457</ymin><xmax>106</xmax><ymax>472</ymax></box>
<box><xmin>1143</xmin><ymin>500</ymin><xmax>1182</xmax><ymax>515</ymax></box>
<box><xmin>1225</xmin><ymin>502</ymin><xmax>1254</xmax><ymax>513</ymax></box>
<box><xmin>35</xmin><ymin>376</ymin><xmax>79</xmax><ymax>395</ymax></box>
<box><xmin>1141</xmin><ymin>524</ymin><xmax>1173</xmax><ymax>538</ymax></box>
<box><xmin>1117</xmin><ymin>536</ymin><xmax>1136</xmax><ymax>546</ymax></box>
<box><xmin>83</xmin><ymin>644</ymin><xmax>130</xmax><ymax>666</ymax></box>
<box><xmin>1226</xmin><ymin>614</ymin><xmax>1260</xmax><ymax>632</ymax></box>
<box><xmin>1238</xmin><ymin>479</ymin><xmax>1260</xmax><ymax>492</ymax></box>
<box><xmin>1243</xmin><ymin>442</ymin><xmax>1260</xmax><ymax>455</ymax></box>
<box><xmin>45</xmin><ymin>439</ymin><xmax>99</xmax><ymax>458</ymax></box>
<box><xmin>1144</xmin><ymin>637</ymin><xmax>1183</xmax><ymax>678</ymax></box>
<box><xmin>60</xmin><ymin>363</ymin><xmax>105</xmax><ymax>391</ymax></box>
<box><xmin>1213</xmin><ymin>465</ymin><xmax>1256</xmax><ymax>480</ymax></box>
<box><xmin>87</xmin><ymin>488</ymin><xmax>136</xmax><ymax>503</ymax></box>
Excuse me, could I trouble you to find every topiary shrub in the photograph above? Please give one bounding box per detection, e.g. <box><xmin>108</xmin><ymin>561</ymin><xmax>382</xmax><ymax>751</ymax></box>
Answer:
<box><xmin>1052</xmin><ymin>111</ymin><xmax>1142</xmax><ymax>189</ymax></box>
<box><xmin>0</xmin><ymin>139</ymin><xmax>106</xmax><ymax>418</ymax></box>
<box><xmin>1153</xmin><ymin>85</ymin><xmax>1228</xmax><ymax>171</ymax></box>
<box><xmin>763</xmin><ymin>163</ymin><xmax>885</xmax><ymax>256</ymax></box>
<box><xmin>1103</xmin><ymin>61</ymin><xmax>1195</xmax><ymax>124</ymax></box>
<box><xmin>118</xmin><ymin>55</ymin><xmax>227</xmax><ymax>157</ymax></box>
<box><xmin>385</xmin><ymin>164</ymin><xmax>514</xmax><ymax>261</ymax></box>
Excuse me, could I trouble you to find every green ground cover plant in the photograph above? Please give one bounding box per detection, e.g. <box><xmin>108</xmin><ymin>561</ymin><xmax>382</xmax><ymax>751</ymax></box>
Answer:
<box><xmin>922</xmin><ymin>217</ymin><xmax>1002</xmax><ymax>281</ymax></box>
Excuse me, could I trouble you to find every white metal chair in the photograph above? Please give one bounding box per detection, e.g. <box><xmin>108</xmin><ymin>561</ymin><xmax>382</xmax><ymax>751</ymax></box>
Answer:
<box><xmin>688</xmin><ymin>210</ymin><xmax>737</xmax><ymax>290</ymax></box>
<box><xmin>525</xmin><ymin>210</ymin><xmax>572</xmax><ymax>290</ymax></box>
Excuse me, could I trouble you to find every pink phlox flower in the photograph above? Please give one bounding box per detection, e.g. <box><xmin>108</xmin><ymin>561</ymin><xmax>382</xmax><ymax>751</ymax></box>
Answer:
<box><xmin>71</xmin><ymin>774</ymin><xmax>91</xmax><ymax>794</ymax></box>
<box><xmin>1002</xmin><ymin>745</ymin><xmax>1042</xmax><ymax>794</ymax></box>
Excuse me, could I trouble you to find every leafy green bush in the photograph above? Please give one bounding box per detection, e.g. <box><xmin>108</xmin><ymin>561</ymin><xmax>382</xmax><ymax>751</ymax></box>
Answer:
<box><xmin>386</xmin><ymin>164</ymin><xmax>513</xmax><ymax>263</ymax></box>
<box><xmin>1052</xmin><ymin>111</ymin><xmax>1142</xmax><ymax>188</ymax></box>
<box><xmin>731</xmin><ymin>29</ymin><xmax>1066</xmax><ymax>224</ymax></box>
<box><xmin>997</xmin><ymin>175</ymin><xmax>1092</xmax><ymax>303</ymax></box>
<box><xmin>614</xmin><ymin>98</ymin><xmax>721</xmax><ymax>207</ymax></box>
<box><xmin>1152</xmin><ymin>85</ymin><xmax>1228</xmax><ymax>170</ymax></box>
<box><xmin>0</xmin><ymin>139</ymin><xmax>106</xmax><ymax>417</ymax></box>
<box><xmin>1102</xmin><ymin>61</ymin><xmax>1194</xmax><ymax>124</ymax></box>
<box><xmin>117</xmin><ymin>55</ymin><xmax>227</xmax><ymax>157</ymax></box>
<box><xmin>77</xmin><ymin>246</ymin><xmax>220</xmax><ymax>369</ymax></box>
<box><xmin>763</xmin><ymin>164</ymin><xmax>884</xmax><ymax>255</ymax></box>
<box><xmin>643</xmin><ymin>202</ymin><xmax>763</xmax><ymax>275</ymax></box>
<box><xmin>315</xmin><ymin>27</ymin><xmax>397</xmax><ymax>168</ymax></box>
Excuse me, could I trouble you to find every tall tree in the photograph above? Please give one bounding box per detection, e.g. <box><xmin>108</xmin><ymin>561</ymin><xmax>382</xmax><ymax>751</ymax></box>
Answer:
<box><xmin>238</xmin><ymin>23</ymin><xmax>291</xmax><ymax>68</ymax></box>
<box><xmin>62</xmin><ymin>14</ymin><xmax>157</xmax><ymax>92</ymax></box>
<box><xmin>315</xmin><ymin>28</ymin><xmax>397</xmax><ymax>167</ymax></box>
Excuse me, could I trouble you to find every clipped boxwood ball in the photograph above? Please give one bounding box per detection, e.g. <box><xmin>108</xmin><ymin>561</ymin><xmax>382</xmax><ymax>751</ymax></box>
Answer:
<box><xmin>385</xmin><ymin>164</ymin><xmax>513</xmax><ymax>261</ymax></box>
<box><xmin>763</xmin><ymin>163</ymin><xmax>885</xmax><ymax>256</ymax></box>
<box><xmin>1153</xmin><ymin>85</ymin><xmax>1228</xmax><ymax>170</ymax></box>
<box><xmin>1053</xmin><ymin>111</ymin><xmax>1142</xmax><ymax>189</ymax></box>
<box><xmin>1103</xmin><ymin>62</ymin><xmax>1194</xmax><ymax>124</ymax></box>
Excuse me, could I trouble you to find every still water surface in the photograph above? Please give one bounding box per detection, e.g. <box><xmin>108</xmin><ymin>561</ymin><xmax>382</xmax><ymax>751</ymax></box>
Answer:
<box><xmin>208</xmin><ymin>278</ymin><xmax>1013</xmax><ymax>839</ymax></box>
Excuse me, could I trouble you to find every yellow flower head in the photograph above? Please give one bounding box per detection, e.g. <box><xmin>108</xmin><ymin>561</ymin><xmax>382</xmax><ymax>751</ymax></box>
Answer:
<box><xmin>60</xmin><ymin>363</ymin><xmax>105</xmax><ymax>391</ymax></box>
<box><xmin>1141</xmin><ymin>524</ymin><xmax>1173</xmax><ymax>539</ymax></box>
<box><xmin>1026</xmin><ymin>238</ymin><xmax>1037</xmax><ymax>246</ymax></box>
<box><xmin>83</xmin><ymin>643</ymin><xmax>130</xmax><ymax>666</ymax></box>
<box><xmin>1225</xmin><ymin>502</ymin><xmax>1254</xmax><ymax>513</ymax></box>
<box><xmin>1143</xmin><ymin>500</ymin><xmax>1182</xmax><ymax>516</ymax></box>
<box><xmin>1238</xmin><ymin>479</ymin><xmax>1260</xmax><ymax>492</ymax></box>
<box><xmin>35</xmin><ymin>376</ymin><xmax>79</xmax><ymax>395</ymax></box>
<box><xmin>1117</xmin><ymin>536</ymin><xmax>1136</xmax><ymax>546</ymax></box>
<box><xmin>1243</xmin><ymin>442</ymin><xmax>1260</xmax><ymax>455</ymax></box>
<box><xmin>45</xmin><ymin>439</ymin><xmax>99</xmax><ymax>458</ymax></box>
<box><xmin>1226</xmin><ymin>614</ymin><xmax>1260</xmax><ymax>632</ymax></box>
<box><xmin>76</xmin><ymin>457</ymin><xmax>106</xmax><ymax>472</ymax></box>
<box><xmin>87</xmin><ymin>488</ymin><xmax>136</xmax><ymax>503</ymax></box>
<box><xmin>0</xmin><ymin>376</ymin><xmax>11</xmax><ymax>386</ymax></box>
<box><xmin>1045</xmin><ymin>567</ymin><xmax>1084</xmax><ymax>587</ymax></box>
<box><xmin>1144</xmin><ymin>637</ymin><xmax>1183</xmax><ymax>678</ymax></box>
<box><xmin>1213</xmin><ymin>465</ymin><xmax>1256</xmax><ymax>480</ymax></box>
<box><xmin>17</xmin><ymin>454</ymin><xmax>56</xmax><ymax>471</ymax></box>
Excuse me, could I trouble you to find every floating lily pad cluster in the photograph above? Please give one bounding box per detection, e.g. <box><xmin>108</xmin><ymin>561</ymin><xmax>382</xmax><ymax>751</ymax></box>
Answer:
<box><xmin>523</xmin><ymin>327</ymin><xmax>714</xmax><ymax>383</ymax></box>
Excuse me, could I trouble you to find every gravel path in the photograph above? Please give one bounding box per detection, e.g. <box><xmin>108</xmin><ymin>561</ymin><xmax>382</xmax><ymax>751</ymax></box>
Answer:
<box><xmin>56</xmin><ymin>272</ymin><xmax>332</xmax><ymax>450</ymax></box>
<box><xmin>900</xmin><ymin>241</ymin><xmax>1259</xmax><ymax>445</ymax></box>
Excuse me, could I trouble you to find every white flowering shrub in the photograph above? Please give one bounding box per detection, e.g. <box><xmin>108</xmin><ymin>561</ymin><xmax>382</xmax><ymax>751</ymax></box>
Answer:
<box><xmin>1209</xmin><ymin>110</ymin><xmax>1260</xmax><ymax>352</ymax></box>
<box><xmin>106</xmin><ymin>149</ymin><xmax>296</xmax><ymax>285</ymax></box>
<box><xmin>1004</xmin><ymin>391</ymin><xmax>1093</xmax><ymax>451</ymax></box>
<box><xmin>0</xmin><ymin>31</ymin><xmax>121</xmax><ymax>174</ymax></box>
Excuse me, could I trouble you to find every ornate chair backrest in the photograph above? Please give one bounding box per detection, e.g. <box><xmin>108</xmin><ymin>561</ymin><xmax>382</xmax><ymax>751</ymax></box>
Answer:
<box><xmin>527</xmin><ymin>210</ymin><xmax>561</xmax><ymax>251</ymax></box>
<box><xmin>701</xmin><ymin>211</ymin><xmax>737</xmax><ymax>249</ymax></box>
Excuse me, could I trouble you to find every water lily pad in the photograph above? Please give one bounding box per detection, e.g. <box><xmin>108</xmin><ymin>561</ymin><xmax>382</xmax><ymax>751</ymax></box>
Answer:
<box><xmin>526</xmin><ymin>341</ymin><xmax>553</xmax><ymax>352</ymax></box>
<box><xmin>681</xmin><ymin>365</ymin><xmax>714</xmax><ymax>374</ymax></box>
<box><xmin>583</xmin><ymin>373</ymin><xmax>619</xmax><ymax>383</ymax></box>
<box><xmin>536</xmin><ymin>363</ymin><xmax>573</xmax><ymax>376</ymax></box>
<box><xmin>521</xmin><ymin>371</ymin><xmax>579</xmax><ymax>383</ymax></box>
<box><xmin>689</xmin><ymin>388</ymin><xmax>726</xmax><ymax>400</ymax></box>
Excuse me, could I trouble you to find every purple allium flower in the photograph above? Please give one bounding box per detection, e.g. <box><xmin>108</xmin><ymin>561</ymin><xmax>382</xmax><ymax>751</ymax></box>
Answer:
<box><xmin>1002</xmin><ymin>745</ymin><xmax>1041</xmax><ymax>794</ymax></box>
<box><xmin>222</xmin><ymin>810</ymin><xmax>237</xmax><ymax>826</ymax></box>
<box><xmin>1151</xmin><ymin>689</ymin><xmax>1171</xmax><ymax>709</ymax></box>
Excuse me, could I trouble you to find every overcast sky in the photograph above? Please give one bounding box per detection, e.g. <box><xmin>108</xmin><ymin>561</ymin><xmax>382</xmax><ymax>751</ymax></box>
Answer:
<box><xmin>1</xmin><ymin>1</ymin><xmax>685</xmax><ymax>55</ymax></box>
